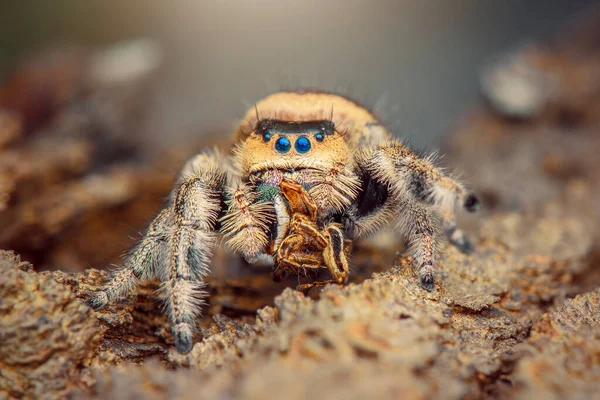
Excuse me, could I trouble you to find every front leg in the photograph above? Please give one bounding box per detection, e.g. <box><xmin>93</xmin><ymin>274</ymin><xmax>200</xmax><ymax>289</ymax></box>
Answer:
<box><xmin>301</xmin><ymin>164</ymin><xmax>360</xmax><ymax>213</ymax></box>
<box><xmin>220</xmin><ymin>181</ymin><xmax>275</xmax><ymax>263</ymax></box>
<box><xmin>88</xmin><ymin>152</ymin><xmax>227</xmax><ymax>354</ymax></box>
<box><xmin>165</xmin><ymin>162</ymin><xmax>224</xmax><ymax>353</ymax></box>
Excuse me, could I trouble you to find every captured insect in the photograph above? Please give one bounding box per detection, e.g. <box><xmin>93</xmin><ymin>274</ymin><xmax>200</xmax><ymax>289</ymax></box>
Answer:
<box><xmin>88</xmin><ymin>91</ymin><xmax>480</xmax><ymax>354</ymax></box>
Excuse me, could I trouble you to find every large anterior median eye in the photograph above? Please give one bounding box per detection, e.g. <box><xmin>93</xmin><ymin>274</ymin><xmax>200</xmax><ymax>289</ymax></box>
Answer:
<box><xmin>295</xmin><ymin>137</ymin><xmax>311</xmax><ymax>154</ymax></box>
<box><xmin>275</xmin><ymin>137</ymin><xmax>291</xmax><ymax>153</ymax></box>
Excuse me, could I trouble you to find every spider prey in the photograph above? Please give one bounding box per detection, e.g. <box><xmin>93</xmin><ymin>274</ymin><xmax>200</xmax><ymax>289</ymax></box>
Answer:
<box><xmin>88</xmin><ymin>91</ymin><xmax>480</xmax><ymax>354</ymax></box>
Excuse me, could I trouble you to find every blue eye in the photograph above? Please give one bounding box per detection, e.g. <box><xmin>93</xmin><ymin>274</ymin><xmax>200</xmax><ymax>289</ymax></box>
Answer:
<box><xmin>275</xmin><ymin>137</ymin><xmax>291</xmax><ymax>153</ymax></box>
<box><xmin>315</xmin><ymin>133</ymin><xmax>324</xmax><ymax>142</ymax></box>
<box><xmin>263</xmin><ymin>133</ymin><xmax>272</xmax><ymax>142</ymax></box>
<box><xmin>295</xmin><ymin>137</ymin><xmax>311</xmax><ymax>154</ymax></box>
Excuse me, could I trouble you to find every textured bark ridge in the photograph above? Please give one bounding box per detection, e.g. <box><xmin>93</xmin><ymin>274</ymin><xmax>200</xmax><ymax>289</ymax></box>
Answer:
<box><xmin>2</xmin><ymin>15</ymin><xmax>600</xmax><ymax>400</ymax></box>
<box><xmin>1</xmin><ymin>203</ymin><xmax>598</xmax><ymax>399</ymax></box>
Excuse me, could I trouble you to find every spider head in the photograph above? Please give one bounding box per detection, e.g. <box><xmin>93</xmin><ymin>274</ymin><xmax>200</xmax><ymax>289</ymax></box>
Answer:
<box><xmin>234</xmin><ymin>91</ymin><xmax>381</xmax><ymax>175</ymax></box>
<box><xmin>239</xmin><ymin>118</ymin><xmax>350</xmax><ymax>174</ymax></box>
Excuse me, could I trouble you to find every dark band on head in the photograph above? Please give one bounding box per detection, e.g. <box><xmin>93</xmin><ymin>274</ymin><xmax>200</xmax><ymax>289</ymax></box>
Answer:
<box><xmin>256</xmin><ymin>120</ymin><xmax>335</xmax><ymax>136</ymax></box>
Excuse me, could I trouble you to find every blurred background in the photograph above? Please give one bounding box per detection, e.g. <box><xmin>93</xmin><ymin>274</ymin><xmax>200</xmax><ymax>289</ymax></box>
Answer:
<box><xmin>1</xmin><ymin>0</ymin><xmax>599</xmax><ymax>275</ymax></box>
<box><xmin>0</xmin><ymin>0</ymin><xmax>597</xmax><ymax>149</ymax></box>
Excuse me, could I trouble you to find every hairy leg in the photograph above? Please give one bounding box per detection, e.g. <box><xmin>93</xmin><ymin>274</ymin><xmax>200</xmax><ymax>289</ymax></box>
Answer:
<box><xmin>395</xmin><ymin>199</ymin><xmax>437</xmax><ymax>290</ymax></box>
<box><xmin>357</xmin><ymin>140</ymin><xmax>478</xmax><ymax>255</ymax></box>
<box><xmin>165</xmin><ymin>160</ymin><xmax>224</xmax><ymax>354</ymax></box>
<box><xmin>88</xmin><ymin>152</ymin><xmax>227</xmax><ymax>354</ymax></box>
<box><xmin>302</xmin><ymin>165</ymin><xmax>360</xmax><ymax>213</ymax></box>
<box><xmin>439</xmin><ymin>207</ymin><xmax>475</xmax><ymax>254</ymax></box>
<box><xmin>360</xmin><ymin>140</ymin><xmax>479</xmax><ymax>213</ymax></box>
<box><xmin>220</xmin><ymin>181</ymin><xmax>275</xmax><ymax>263</ymax></box>
<box><xmin>352</xmin><ymin>141</ymin><xmax>480</xmax><ymax>289</ymax></box>
<box><xmin>87</xmin><ymin>208</ymin><xmax>171</xmax><ymax>309</ymax></box>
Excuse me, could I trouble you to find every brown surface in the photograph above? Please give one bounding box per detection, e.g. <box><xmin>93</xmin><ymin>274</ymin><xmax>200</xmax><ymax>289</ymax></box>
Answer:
<box><xmin>1</xmin><ymin>203</ymin><xmax>598</xmax><ymax>399</ymax></box>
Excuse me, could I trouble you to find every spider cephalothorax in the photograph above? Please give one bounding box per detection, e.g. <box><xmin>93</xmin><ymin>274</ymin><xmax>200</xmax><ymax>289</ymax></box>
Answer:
<box><xmin>88</xmin><ymin>91</ymin><xmax>479</xmax><ymax>354</ymax></box>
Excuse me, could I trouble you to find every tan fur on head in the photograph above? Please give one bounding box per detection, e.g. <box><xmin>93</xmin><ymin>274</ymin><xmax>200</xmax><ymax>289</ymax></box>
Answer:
<box><xmin>235</xmin><ymin>92</ymin><xmax>380</xmax><ymax>142</ymax></box>
<box><xmin>234</xmin><ymin>92</ymin><xmax>390</xmax><ymax>177</ymax></box>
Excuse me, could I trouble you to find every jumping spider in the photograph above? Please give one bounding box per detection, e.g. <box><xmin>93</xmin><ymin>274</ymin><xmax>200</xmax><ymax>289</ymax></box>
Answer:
<box><xmin>88</xmin><ymin>91</ymin><xmax>480</xmax><ymax>354</ymax></box>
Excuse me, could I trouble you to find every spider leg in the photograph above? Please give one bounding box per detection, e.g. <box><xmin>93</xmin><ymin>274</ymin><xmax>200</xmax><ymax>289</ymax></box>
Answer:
<box><xmin>358</xmin><ymin>140</ymin><xmax>478</xmax><ymax>254</ymax></box>
<box><xmin>396</xmin><ymin>199</ymin><xmax>437</xmax><ymax>290</ymax></box>
<box><xmin>440</xmin><ymin>207</ymin><xmax>475</xmax><ymax>254</ymax></box>
<box><xmin>165</xmin><ymin>164</ymin><xmax>224</xmax><ymax>354</ymax></box>
<box><xmin>87</xmin><ymin>208</ymin><xmax>171</xmax><ymax>309</ymax></box>
<box><xmin>301</xmin><ymin>166</ymin><xmax>361</xmax><ymax>213</ymax></box>
<box><xmin>88</xmin><ymin>152</ymin><xmax>227</xmax><ymax>354</ymax></box>
<box><xmin>363</xmin><ymin>140</ymin><xmax>480</xmax><ymax>213</ymax></box>
<box><xmin>220</xmin><ymin>182</ymin><xmax>274</xmax><ymax>262</ymax></box>
<box><xmin>352</xmin><ymin>140</ymin><xmax>479</xmax><ymax>290</ymax></box>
